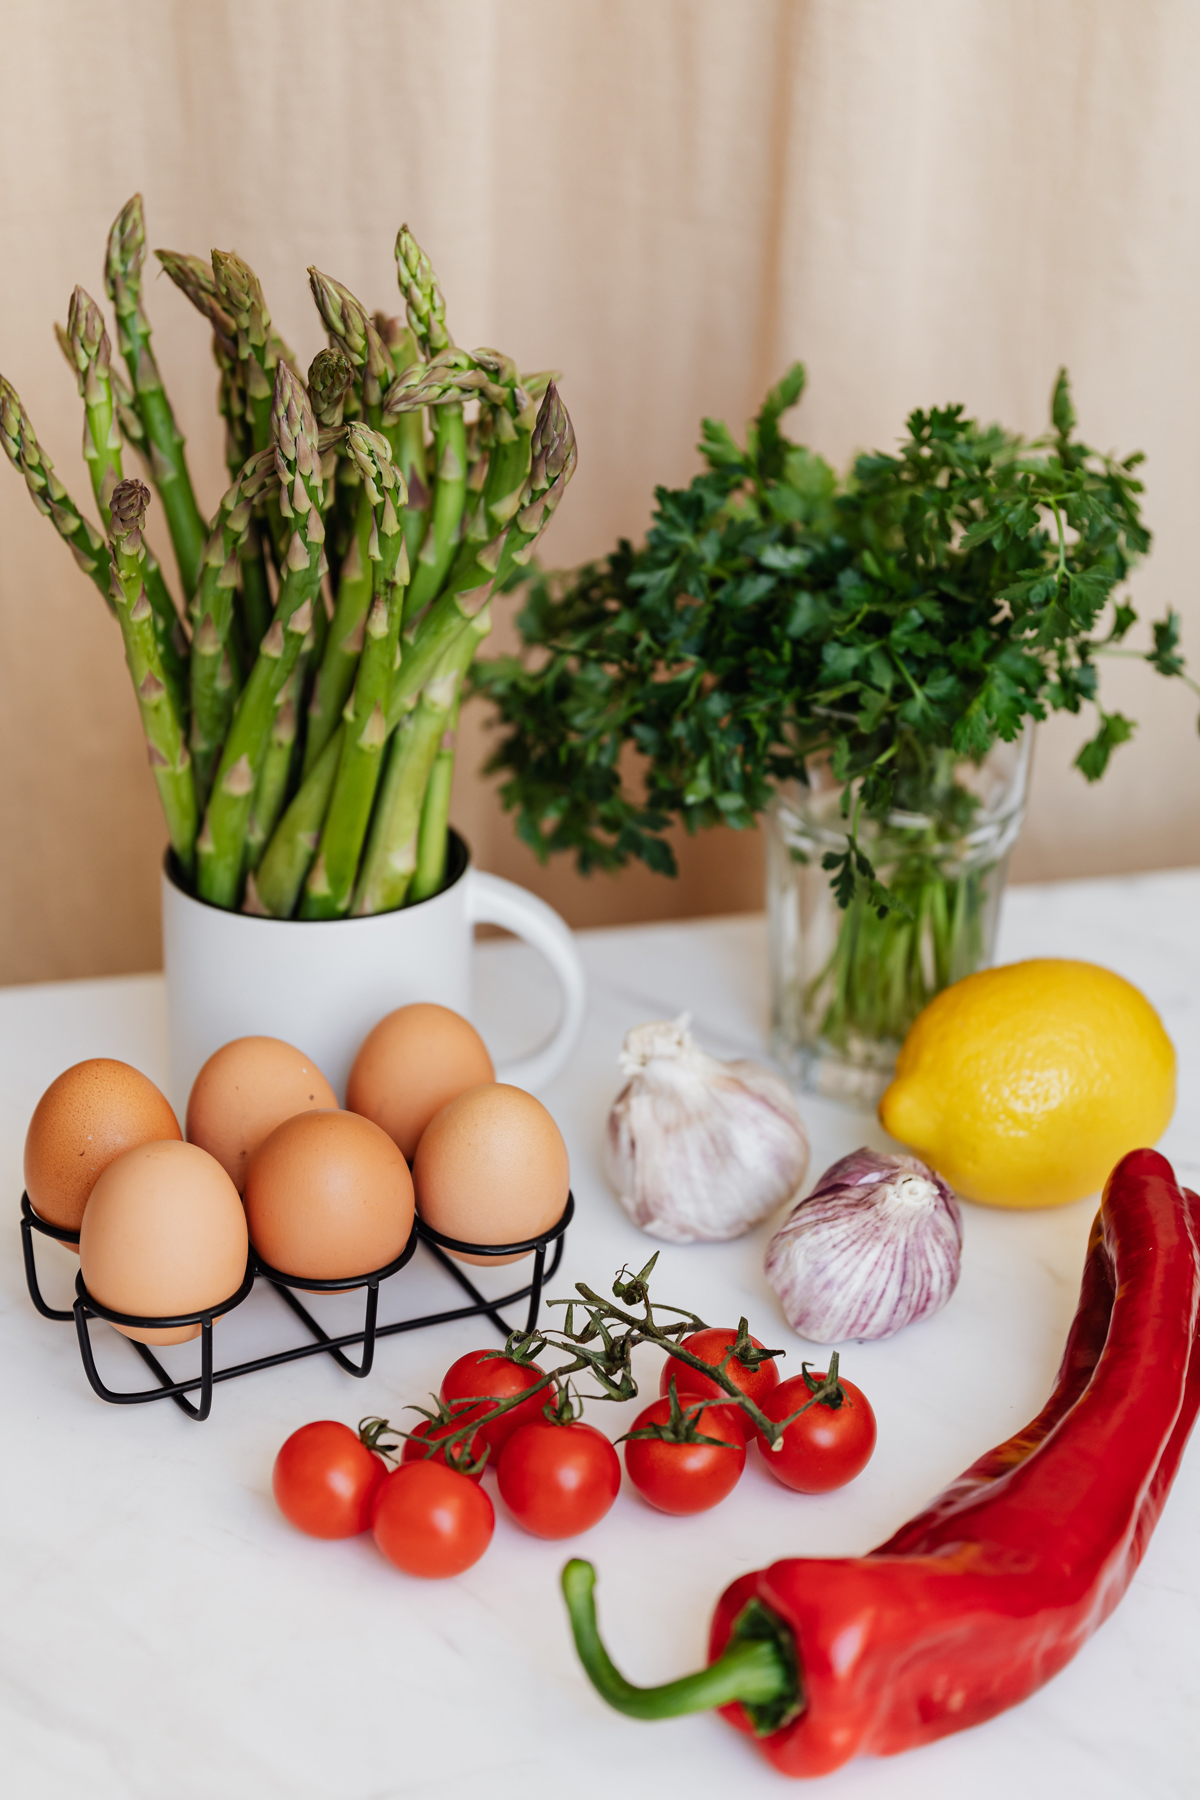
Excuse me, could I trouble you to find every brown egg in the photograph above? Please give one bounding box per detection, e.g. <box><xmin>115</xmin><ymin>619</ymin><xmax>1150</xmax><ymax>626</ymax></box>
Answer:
<box><xmin>412</xmin><ymin>1083</ymin><xmax>570</xmax><ymax>1265</ymax></box>
<box><xmin>244</xmin><ymin>1110</ymin><xmax>415</xmax><ymax>1280</ymax></box>
<box><xmin>346</xmin><ymin>1004</ymin><xmax>495</xmax><ymax>1162</ymax></box>
<box><xmin>79</xmin><ymin>1140</ymin><xmax>248</xmax><ymax>1345</ymax></box>
<box><xmin>24</xmin><ymin>1059</ymin><xmax>182</xmax><ymax>1236</ymax></box>
<box><xmin>186</xmin><ymin>1036</ymin><xmax>338</xmax><ymax>1192</ymax></box>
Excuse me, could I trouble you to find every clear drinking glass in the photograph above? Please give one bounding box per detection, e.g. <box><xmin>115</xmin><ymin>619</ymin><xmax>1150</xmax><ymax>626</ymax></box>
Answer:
<box><xmin>767</xmin><ymin>731</ymin><xmax>1032</xmax><ymax>1104</ymax></box>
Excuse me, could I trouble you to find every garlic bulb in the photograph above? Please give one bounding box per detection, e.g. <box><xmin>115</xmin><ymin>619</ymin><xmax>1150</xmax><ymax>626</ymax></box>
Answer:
<box><xmin>604</xmin><ymin>1016</ymin><xmax>810</xmax><ymax>1243</ymax></box>
<box><xmin>764</xmin><ymin>1148</ymin><xmax>962</xmax><ymax>1343</ymax></box>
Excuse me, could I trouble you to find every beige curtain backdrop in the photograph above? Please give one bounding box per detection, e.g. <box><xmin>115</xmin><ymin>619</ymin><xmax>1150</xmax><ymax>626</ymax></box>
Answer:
<box><xmin>1</xmin><ymin>0</ymin><xmax>1197</xmax><ymax>983</ymax></box>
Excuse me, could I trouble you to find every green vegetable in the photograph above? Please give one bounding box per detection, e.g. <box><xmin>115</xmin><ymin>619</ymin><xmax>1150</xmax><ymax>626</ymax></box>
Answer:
<box><xmin>244</xmin><ymin>664</ymin><xmax>301</xmax><ymax>875</ymax></box>
<box><xmin>107</xmin><ymin>479</ymin><xmax>198</xmax><ymax>878</ymax></box>
<box><xmin>301</xmin><ymin>426</ymin><xmax>409</xmax><ymax>919</ymax></box>
<box><xmin>356</xmin><ymin>610</ymin><xmax>489</xmax><ymax>914</ymax></box>
<box><xmin>245</xmin><ymin>727</ymin><xmax>341</xmax><ymax>918</ymax></box>
<box><xmin>2</xmin><ymin>198</ymin><xmax>576</xmax><ymax>920</ymax></box>
<box><xmin>188</xmin><ymin>448</ymin><xmax>278</xmax><ymax>807</ymax></box>
<box><xmin>374</xmin><ymin>311</ymin><xmax>429</xmax><ymax>567</ymax></box>
<box><xmin>475</xmin><ymin>365</ymin><xmax>1196</xmax><ymax>1041</ymax></box>
<box><xmin>197</xmin><ymin>363</ymin><xmax>326</xmax><ymax>908</ymax></box>
<box><xmin>410</xmin><ymin>626</ymin><xmax>477</xmax><ymax>902</ymax></box>
<box><xmin>0</xmin><ymin>376</ymin><xmax>112</xmax><ymax>601</ymax></box>
<box><xmin>62</xmin><ymin>288</ymin><xmax>189</xmax><ymax>714</ymax></box>
<box><xmin>105</xmin><ymin>195</ymin><xmax>207</xmax><ymax>602</ymax></box>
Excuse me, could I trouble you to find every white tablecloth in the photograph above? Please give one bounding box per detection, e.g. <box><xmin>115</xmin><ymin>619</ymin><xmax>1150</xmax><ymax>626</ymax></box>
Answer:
<box><xmin>2</xmin><ymin>869</ymin><xmax>1198</xmax><ymax>1799</ymax></box>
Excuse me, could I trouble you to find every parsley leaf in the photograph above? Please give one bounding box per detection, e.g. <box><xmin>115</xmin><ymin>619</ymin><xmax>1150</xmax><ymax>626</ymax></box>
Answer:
<box><xmin>472</xmin><ymin>367</ymin><xmax>1192</xmax><ymax>906</ymax></box>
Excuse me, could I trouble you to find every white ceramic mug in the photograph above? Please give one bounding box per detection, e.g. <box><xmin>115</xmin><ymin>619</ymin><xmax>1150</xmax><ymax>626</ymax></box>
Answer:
<box><xmin>161</xmin><ymin>833</ymin><xmax>586</xmax><ymax>1112</ymax></box>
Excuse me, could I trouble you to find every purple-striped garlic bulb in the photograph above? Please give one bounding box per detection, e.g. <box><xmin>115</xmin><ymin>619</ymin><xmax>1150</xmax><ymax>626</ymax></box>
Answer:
<box><xmin>764</xmin><ymin>1148</ymin><xmax>962</xmax><ymax>1343</ymax></box>
<box><xmin>604</xmin><ymin>1017</ymin><xmax>810</xmax><ymax>1243</ymax></box>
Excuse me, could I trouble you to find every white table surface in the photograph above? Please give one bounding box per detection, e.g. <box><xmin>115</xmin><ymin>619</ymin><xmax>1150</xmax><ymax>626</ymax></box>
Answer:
<box><xmin>2</xmin><ymin>870</ymin><xmax>1198</xmax><ymax>1800</ymax></box>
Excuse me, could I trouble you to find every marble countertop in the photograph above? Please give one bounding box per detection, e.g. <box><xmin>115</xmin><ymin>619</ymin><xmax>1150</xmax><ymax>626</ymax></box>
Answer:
<box><xmin>2</xmin><ymin>869</ymin><xmax>1198</xmax><ymax>1800</ymax></box>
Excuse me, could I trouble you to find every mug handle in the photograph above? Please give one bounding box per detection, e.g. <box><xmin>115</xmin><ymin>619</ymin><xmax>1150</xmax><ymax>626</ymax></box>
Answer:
<box><xmin>465</xmin><ymin>869</ymin><xmax>587</xmax><ymax>1091</ymax></box>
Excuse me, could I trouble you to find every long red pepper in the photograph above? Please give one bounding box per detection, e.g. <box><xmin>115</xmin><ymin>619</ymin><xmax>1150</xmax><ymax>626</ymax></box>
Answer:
<box><xmin>564</xmin><ymin>1149</ymin><xmax>1200</xmax><ymax>1776</ymax></box>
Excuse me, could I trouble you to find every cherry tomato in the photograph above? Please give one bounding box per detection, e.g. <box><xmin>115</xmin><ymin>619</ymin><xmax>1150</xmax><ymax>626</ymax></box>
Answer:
<box><xmin>372</xmin><ymin>1461</ymin><xmax>495</xmax><ymax>1577</ymax></box>
<box><xmin>623</xmin><ymin>1398</ymin><xmax>746</xmax><ymax>1514</ymax></box>
<box><xmin>757</xmin><ymin>1370</ymin><xmax>877</xmax><ymax>1493</ymax></box>
<box><xmin>272</xmin><ymin>1420</ymin><xmax>385</xmax><ymax>1538</ymax></box>
<box><xmin>497</xmin><ymin>1419</ymin><xmax>621</xmax><ymax>1539</ymax></box>
<box><xmin>440</xmin><ymin>1349</ymin><xmax>552</xmax><ymax>1454</ymax></box>
<box><xmin>658</xmin><ymin>1328</ymin><xmax>781</xmax><ymax>1439</ymax></box>
<box><xmin>401</xmin><ymin>1415</ymin><xmax>486</xmax><ymax>1480</ymax></box>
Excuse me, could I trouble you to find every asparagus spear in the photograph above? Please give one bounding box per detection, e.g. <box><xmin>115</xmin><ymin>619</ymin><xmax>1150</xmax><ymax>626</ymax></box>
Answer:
<box><xmin>302</xmin><ymin>514</ymin><xmax>374</xmax><ymax>776</ymax></box>
<box><xmin>63</xmin><ymin>287</ymin><xmax>122</xmax><ymax>520</ymax></box>
<box><xmin>107</xmin><ymin>480</ymin><xmax>198</xmax><ymax>876</ymax></box>
<box><xmin>382</xmin><ymin>384</ymin><xmax>576</xmax><ymax>736</ymax></box>
<box><xmin>390</xmin><ymin>229</ymin><xmax>466</xmax><ymax>618</ymax></box>
<box><xmin>383</xmin><ymin>347</ymin><xmax>530</xmax><ymax>617</ymax></box>
<box><xmin>154</xmin><ymin>247</ymin><xmax>274</xmax><ymax>646</ymax></box>
<box><xmin>154</xmin><ymin>248</ymin><xmax>243</xmax><ymax>469</ymax></box>
<box><xmin>369</xmin><ymin>387</ymin><xmax>578</xmax><ymax>904</ymax></box>
<box><xmin>246</xmin><ymin>725</ymin><xmax>341</xmax><ymax>917</ymax></box>
<box><xmin>442</xmin><ymin>353</ymin><xmax>537</xmax><ymax>581</ymax></box>
<box><xmin>395</xmin><ymin>226</ymin><xmax>451</xmax><ymax>356</ymax></box>
<box><xmin>188</xmin><ymin>448</ymin><xmax>278</xmax><ymax>807</ymax></box>
<box><xmin>354</xmin><ymin>611</ymin><xmax>489</xmax><ymax>914</ymax></box>
<box><xmin>493</xmin><ymin>379</ymin><xmax>577</xmax><ymax>584</ymax></box>
<box><xmin>350</xmin><ymin>701</ymin><xmax>437</xmax><ymax>915</ymax></box>
<box><xmin>306</xmin><ymin>322</ymin><xmax>366</xmax><ymax>584</ymax></box>
<box><xmin>57</xmin><ymin>321</ymin><xmax>152</xmax><ymax>473</ymax></box>
<box><xmin>382</xmin><ymin>541</ymin><xmax>500</xmax><ymax>735</ymax></box>
<box><xmin>308</xmin><ymin>348</ymin><xmax>353</xmax><ymax>517</ymax></box>
<box><xmin>0</xmin><ymin>375</ymin><xmax>112</xmax><ymax>601</ymax></box>
<box><xmin>154</xmin><ymin>249</ymin><xmax>236</xmax><ymax>341</ymax></box>
<box><xmin>300</xmin><ymin>426</ymin><xmax>409</xmax><ymax>919</ymax></box>
<box><xmin>410</xmin><ymin>724</ymin><xmax>456</xmax><ymax>902</ymax></box>
<box><xmin>307</xmin><ymin>269</ymin><xmax>395</xmax><ymax>421</ymax></box>
<box><xmin>63</xmin><ymin>288</ymin><xmax>188</xmax><ymax>706</ymax></box>
<box><xmin>405</xmin><ymin>402</ymin><xmax>467</xmax><ymax>621</ymax></box>
<box><xmin>478</xmin><ymin>375</ymin><xmax>538</xmax><ymax>540</ymax></box>
<box><xmin>300</xmin><ymin>349</ymin><xmax>374</xmax><ymax>775</ymax></box>
<box><xmin>300</xmin><ymin>275</ymin><xmax>402</xmax><ymax>778</ymax></box>
<box><xmin>374</xmin><ymin>311</ymin><xmax>429</xmax><ymax>568</ymax></box>
<box><xmin>309</xmin><ymin>350</ymin><xmax>352</xmax><ymax>628</ymax></box>
<box><xmin>307</xmin><ymin>271</ymin><xmax>401</xmax><ymax>597</ymax></box>
<box><xmin>308</xmin><ymin>347</ymin><xmax>354</xmax><ymax>430</ymax></box>
<box><xmin>409</xmin><ymin>614</ymin><xmax>485</xmax><ymax>902</ymax></box>
<box><xmin>105</xmin><ymin>196</ymin><xmax>207</xmax><ymax>601</ymax></box>
<box><xmin>210</xmin><ymin>250</ymin><xmax>293</xmax><ymax>569</ymax></box>
<box><xmin>210</xmin><ymin>251</ymin><xmax>282</xmax><ymax>454</ymax></box>
<box><xmin>244</xmin><ymin>664</ymin><xmax>300</xmax><ymax>873</ymax></box>
<box><xmin>197</xmin><ymin>364</ymin><xmax>326</xmax><ymax>908</ymax></box>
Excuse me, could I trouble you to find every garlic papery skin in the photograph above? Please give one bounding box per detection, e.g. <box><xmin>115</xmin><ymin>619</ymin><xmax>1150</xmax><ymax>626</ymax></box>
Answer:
<box><xmin>604</xmin><ymin>1016</ymin><xmax>810</xmax><ymax>1244</ymax></box>
<box><xmin>764</xmin><ymin>1148</ymin><xmax>962</xmax><ymax>1343</ymax></box>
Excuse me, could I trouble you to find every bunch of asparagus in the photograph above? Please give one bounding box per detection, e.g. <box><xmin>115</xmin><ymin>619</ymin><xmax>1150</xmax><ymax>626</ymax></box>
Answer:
<box><xmin>0</xmin><ymin>197</ymin><xmax>576</xmax><ymax>916</ymax></box>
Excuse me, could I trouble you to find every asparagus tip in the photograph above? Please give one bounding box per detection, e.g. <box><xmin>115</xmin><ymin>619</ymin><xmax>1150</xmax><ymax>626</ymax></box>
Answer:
<box><xmin>109</xmin><ymin>477</ymin><xmax>151</xmax><ymax>537</ymax></box>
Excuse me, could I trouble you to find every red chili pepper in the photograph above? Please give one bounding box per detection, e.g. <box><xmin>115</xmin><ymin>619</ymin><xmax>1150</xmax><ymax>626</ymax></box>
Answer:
<box><xmin>562</xmin><ymin>1149</ymin><xmax>1200</xmax><ymax>1776</ymax></box>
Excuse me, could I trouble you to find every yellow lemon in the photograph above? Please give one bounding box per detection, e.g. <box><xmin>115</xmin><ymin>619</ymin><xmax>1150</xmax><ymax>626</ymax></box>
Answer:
<box><xmin>878</xmin><ymin>959</ymin><xmax>1175</xmax><ymax>1208</ymax></box>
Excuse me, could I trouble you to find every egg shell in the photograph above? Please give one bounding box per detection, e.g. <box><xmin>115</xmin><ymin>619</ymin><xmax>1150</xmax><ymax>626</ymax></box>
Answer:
<box><xmin>412</xmin><ymin>1083</ymin><xmax>570</xmax><ymax>1266</ymax></box>
<box><xmin>346</xmin><ymin>1004</ymin><xmax>496</xmax><ymax>1162</ymax></box>
<box><xmin>24</xmin><ymin>1059</ymin><xmax>182</xmax><ymax>1236</ymax></box>
<box><xmin>186</xmin><ymin>1036</ymin><xmax>338</xmax><ymax>1192</ymax></box>
<box><xmin>79</xmin><ymin>1140</ymin><xmax>248</xmax><ymax>1345</ymax></box>
<box><xmin>244</xmin><ymin>1110</ymin><xmax>415</xmax><ymax>1281</ymax></box>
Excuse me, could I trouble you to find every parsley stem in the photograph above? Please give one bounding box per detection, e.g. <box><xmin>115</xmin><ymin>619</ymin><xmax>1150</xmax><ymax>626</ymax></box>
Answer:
<box><xmin>1094</xmin><ymin>644</ymin><xmax>1200</xmax><ymax>702</ymax></box>
<box><xmin>1050</xmin><ymin>498</ymin><xmax>1069</xmax><ymax>585</ymax></box>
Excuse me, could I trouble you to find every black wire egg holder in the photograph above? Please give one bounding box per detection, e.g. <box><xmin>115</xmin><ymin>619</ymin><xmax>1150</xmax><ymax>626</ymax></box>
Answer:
<box><xmin>19</xmin><ymin>1189</ymin><xmax>574</xmax><ymax>1422</ymax></box>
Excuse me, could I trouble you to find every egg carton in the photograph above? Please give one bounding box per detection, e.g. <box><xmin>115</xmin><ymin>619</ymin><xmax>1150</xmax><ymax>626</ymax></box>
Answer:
<box><xmin>19</xmin><ymin>1190</ymin><xmax>574</xmax><ymax>1422</ymax></box>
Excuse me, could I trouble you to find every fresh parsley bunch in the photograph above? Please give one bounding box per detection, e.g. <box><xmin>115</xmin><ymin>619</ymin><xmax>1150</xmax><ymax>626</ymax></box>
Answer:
<box><xmin>473</xmin><ymin>364</ymin><xmax>1193</xmax><ymax>912</ymax></box>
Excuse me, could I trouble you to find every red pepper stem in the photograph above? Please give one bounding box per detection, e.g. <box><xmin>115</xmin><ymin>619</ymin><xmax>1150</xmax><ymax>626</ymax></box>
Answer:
<box><xmin>561</xmin><ymin>1561</ymin><xmax>801</xmax><ymax>1732</ymax></box>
